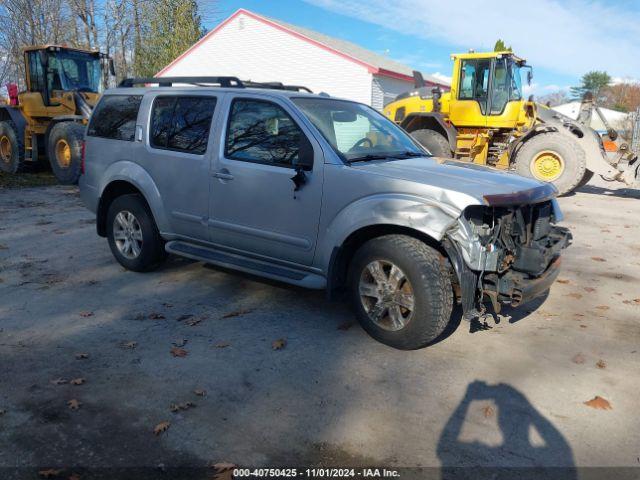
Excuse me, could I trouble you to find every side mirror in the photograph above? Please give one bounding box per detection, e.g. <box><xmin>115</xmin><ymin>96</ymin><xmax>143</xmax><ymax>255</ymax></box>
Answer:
<box><xmin>294</xmin><ymin>135</ymin><xmax>314</xmax><ymax>171</ymax></box>
<box><xmin>109</xmin><ymin>58</ymin><xmax>116</xmax><ymax>77</ymax></box>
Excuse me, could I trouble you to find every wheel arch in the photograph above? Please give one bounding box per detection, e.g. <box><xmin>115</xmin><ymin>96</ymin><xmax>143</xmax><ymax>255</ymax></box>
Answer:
<box><xmin>96</xmin><ymin>165</ymin><xmax>169</xmax><ymax>238</ymax></box>
<box><xmin>401</xmin><ymin>112</ymin><xmax>457</xmax><ymax>152</ymax></box>
<box><xmin>0</xmin><ymin>106</ymin><xmax>27</xmax><ymax>139</ymax></box>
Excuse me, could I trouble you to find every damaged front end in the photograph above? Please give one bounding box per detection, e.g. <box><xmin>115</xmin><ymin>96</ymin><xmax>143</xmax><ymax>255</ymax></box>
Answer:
<box><xmin>444</xmin><ymin>196</ymin><xmax>572</xmax><ymax>318</ymax></box>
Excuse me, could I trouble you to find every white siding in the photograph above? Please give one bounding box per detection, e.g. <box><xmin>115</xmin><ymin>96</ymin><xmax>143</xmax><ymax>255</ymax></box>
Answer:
<box><xmin>371</xmin><ymin>74</ymin><xmax>414</xmax><ymax>111</ymax></box>
<box><xmin>161</xmin><ymin>13</ymin><xmax>374</xmax><ymax>105</ymax></box>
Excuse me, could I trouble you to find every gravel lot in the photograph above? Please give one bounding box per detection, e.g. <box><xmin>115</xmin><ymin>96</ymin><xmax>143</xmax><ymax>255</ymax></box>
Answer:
<box><xmin>0</xmin><ymin>178</ymin><xmax>639</xmax><ymax>479</ymax></box>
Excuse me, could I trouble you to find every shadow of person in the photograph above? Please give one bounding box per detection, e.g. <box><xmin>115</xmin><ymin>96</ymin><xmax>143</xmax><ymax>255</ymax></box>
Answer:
<box><xmin>437</xmin><ymin>381</ymin><xmax>576</xmax><ymax>480</ymax></box>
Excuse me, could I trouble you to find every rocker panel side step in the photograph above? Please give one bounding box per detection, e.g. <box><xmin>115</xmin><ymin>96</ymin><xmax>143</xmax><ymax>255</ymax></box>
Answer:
<box><xmin>165</xmin><ymin>240</ymin><xmax>326</xmax><ymax>289</ymax></box>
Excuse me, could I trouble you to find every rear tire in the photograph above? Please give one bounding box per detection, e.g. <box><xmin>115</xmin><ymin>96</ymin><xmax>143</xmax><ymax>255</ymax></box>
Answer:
<box><xmin>576</xmin><ymin>170</ymin><xmax>594</xmax><ymax>189</ymax></box>
<box><xmin>0</xmin><ymin>120</ymin><xmax>28</xmax><ymax>174</ymax></box>
<box><xmin>106</xmin><ymin>194</ymin><xmax>167</xmax><ymax>272</ymax></box>
<box><xmin>348</xmin><ymin>235</ymin><xmax>453</xmax><ymax>350</ymax></box>
<box><xmin>47</xmin><ymin>122</ymin><xmax>84</xmax><ymax>185</ymax></box>
<box><xmin>514</xmin><ymin>132</ymin><xmax>586</xmax><ymax>196</ymax></box>
<box><xmin>410</xmin><ymin>129</ymin><xmax>452</xmax><ymax>157</ymax></box>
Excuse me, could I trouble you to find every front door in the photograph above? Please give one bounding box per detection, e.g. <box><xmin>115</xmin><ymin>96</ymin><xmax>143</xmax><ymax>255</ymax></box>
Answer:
<box><xmin>449</xmin><ymin>57</ymin><xmax>491</xmax><ymax>127</ymax></box>
<box><xmin>208</xmin><ymin>95</ymin><xmax>324</xmax><ymax>266</ymax></box>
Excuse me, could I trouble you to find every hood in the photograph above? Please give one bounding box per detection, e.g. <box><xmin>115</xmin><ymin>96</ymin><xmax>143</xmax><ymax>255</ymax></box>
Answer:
<box><xmin>349</xmin><ymin>157</ymin><xmax>557</xmax><ymax>207</ymax></box>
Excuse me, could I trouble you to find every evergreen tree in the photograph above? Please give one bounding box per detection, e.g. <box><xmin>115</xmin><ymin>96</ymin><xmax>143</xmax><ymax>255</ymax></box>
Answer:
<box><xmin>570</xmin><ymin>71</ymin><xmax>611</xmax><ymax>101</ymax></box>
<box><xmin>494</xmin><ymin>39</ymin><xmax>512</xmax><ymax>52</ymax></box>
<box><xmin>135</xmin><ymin>0</ymin><xmax>204</xmax><ymax>77</ymax></box>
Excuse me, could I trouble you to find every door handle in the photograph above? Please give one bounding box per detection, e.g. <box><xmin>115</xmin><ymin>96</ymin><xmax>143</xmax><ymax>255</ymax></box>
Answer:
<box><xmin>212</xmin><ymin>170</ymin><xmax>234</xmax><ymax>181</ymax></box>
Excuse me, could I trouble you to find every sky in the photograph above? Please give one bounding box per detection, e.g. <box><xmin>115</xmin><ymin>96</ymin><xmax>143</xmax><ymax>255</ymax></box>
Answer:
<box><xmin>211</xmin><ymin>0</ymin><xmax>640</xmax><ymax>97</ymax></box>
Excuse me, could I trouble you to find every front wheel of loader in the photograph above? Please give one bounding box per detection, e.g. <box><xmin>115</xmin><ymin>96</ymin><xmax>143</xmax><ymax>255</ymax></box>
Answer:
<box><xmin>410</xmin><ymin>129</ymin><xmax>452</xmax><ymax>158</ymax></box>
<box><xmin>0</xmin><ymin>120</ymin><xmax>28</xmax><ymax>174</ymax></box>
<box><xmin>514</xmin><ymin>131</ymin><xmax>586</xmax><ymax>196</ymax></box>
<box><xmin>47</xmin><ymin>122</ymin><xmax>84</xmax><ymax>185</ymax></box>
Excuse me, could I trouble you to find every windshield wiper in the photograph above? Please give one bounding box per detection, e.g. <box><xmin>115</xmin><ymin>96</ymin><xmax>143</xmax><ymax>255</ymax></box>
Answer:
<box><xmin>387</xmin><ymin>151</ymin><xmax>425</xmax><ymax>158</ymax></box>
<box><xmin>345</xmin><ymin>154</ymin><xmax>391</xmax><ymax>164</ymax></box>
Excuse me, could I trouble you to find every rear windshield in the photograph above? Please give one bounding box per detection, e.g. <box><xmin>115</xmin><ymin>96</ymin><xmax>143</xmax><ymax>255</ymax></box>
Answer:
<box><xmin>292</xmin><ymin>97</ymin><xmax>424</xmax><ymax>162</ymax></box>
<box><xmin>87</xmin><ymin>95</ymin><xmax>142</xmax><ymax>141</ymax></box>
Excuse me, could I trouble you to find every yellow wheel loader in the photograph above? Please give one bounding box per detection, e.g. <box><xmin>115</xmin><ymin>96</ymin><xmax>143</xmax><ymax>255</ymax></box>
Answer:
<box><xmin>384</xmin><ymin>51</ymin><xmax>639</xmax><ymax>195</ymax></box>
<box><xmin>0</xmin><ymin>45</ymin><xmax>114</xmax><ymax>184</ymax></box>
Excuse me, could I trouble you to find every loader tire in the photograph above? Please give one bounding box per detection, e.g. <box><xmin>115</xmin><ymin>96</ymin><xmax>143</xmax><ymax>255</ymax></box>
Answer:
<box><xmin>514</xmin><ymin>131</ymin><xmax>586</xmax><ymax>196</ymax></box>
<box><xmin>0</xmin><ymin>120</ymin><xmax>29</xmax><ymax>174</ymax></box>
<box><xmin>410</xmin><ymin>129</ymin><xmax>452</xmax><ymax>157</ymax></box>
<box><xmin>47</xmin><ymin>122</ymin><xmax>84</xmax><ymax>185</ymax></box>
<box><xmin>576</xmin><ymin>170</ymin><xmax>594</xmax><ymax>189</ymax></box>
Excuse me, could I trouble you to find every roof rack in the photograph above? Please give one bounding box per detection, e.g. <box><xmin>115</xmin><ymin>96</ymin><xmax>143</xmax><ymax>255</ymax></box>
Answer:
<box><xmin>119</xmin><ymin>76</ymin><xmax>244</xmax><ymax>88</ymax></box>
<box><xmin>118</xmin><ymin>76</ymin><xmax>313</xmax><ymax>93</ymax></box>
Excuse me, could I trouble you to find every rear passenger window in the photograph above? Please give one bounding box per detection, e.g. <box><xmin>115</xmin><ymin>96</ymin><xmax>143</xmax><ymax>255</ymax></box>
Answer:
<box><xmin>150</xmin><ymin>96</ymin><xmax>217</xmax><ymax>155</ymax></box>
<box><xmin>225</xmin><ymin>99</ymin><xmax>303</xmax><ymax>168</ymax></box>
<box><xmin>87</xmin><ymin>95</ymin><xmax>142</xmax><ymax>141</ymax></box>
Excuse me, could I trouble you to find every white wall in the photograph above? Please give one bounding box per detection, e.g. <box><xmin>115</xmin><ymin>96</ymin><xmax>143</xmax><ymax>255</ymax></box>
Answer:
<box><xmin>160</xmin><ymin>13</ymin><xmax>374</xmax><ymax>105</ymax></box>
<box><xmin>371</xmin><ymin>75</ymin><xmax>413</xmax><ymax>111</ymax></box>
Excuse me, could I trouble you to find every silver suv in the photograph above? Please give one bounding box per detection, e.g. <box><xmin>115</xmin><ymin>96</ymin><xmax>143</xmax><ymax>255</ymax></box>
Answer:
<box><xmin>80</xmin><ymin>77</ymin><xmax>571</xmax><ymax>350</ymax></box>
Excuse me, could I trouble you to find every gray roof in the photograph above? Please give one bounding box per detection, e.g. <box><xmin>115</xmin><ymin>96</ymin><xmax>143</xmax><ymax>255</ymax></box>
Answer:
<box><xmin>261</xmin><ymin>13</ymin><xmax>449</xmax><ymax>86</ymax></box>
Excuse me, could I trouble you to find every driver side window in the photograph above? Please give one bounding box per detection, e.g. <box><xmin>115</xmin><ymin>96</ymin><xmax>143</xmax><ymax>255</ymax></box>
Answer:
<box><xmin>458</xmin><ymin>58</ymin><xmax>491</xmax><ymax>114</ymax></box>
<box><xmin>225</xmin><ymin>99</ymin><xmax>305</xmax><ymax>168</ymax></box>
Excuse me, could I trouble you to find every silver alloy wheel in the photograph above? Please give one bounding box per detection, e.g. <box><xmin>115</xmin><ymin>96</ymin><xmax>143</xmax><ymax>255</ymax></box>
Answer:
<box><xmin>358</xmin><ymin>259</ymin><xmax>415</xmax><ymax>331</ymax></box>
<box><xmin>113</xmin><ymin>210</ymin><xmax>143</xmax><ymax>260</ymax></box>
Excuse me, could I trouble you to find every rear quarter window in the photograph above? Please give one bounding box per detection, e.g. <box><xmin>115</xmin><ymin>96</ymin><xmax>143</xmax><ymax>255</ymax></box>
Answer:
<box><xmin>87</xmin><ymin>95</ymin><xmax>142</xmax><ymax>141</ymax></box>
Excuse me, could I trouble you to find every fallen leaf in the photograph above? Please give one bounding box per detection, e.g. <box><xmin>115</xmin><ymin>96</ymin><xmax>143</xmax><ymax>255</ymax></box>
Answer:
<box><xmin>38</xmin><ymin>469</ymin><xmax>62</xmax><ymax>478</ymax></box>
<box><xmin>211</xmin><ymin>462</ymin><xmax>236</xmax><ymax>480</ymax></box>
<box><xmin>221</xmin><ymin>309</ymin><xmax>252</xmax><ymax>319</ymax></box>
<box><xmin>172</xmin><ymin>339</ymin><xmax>188</xmax><ymax>348</ymax></box>
<box><xmin>0</xmin><ymin>244</ymin><xmax>8</xmax><ymax>250</ymax></box>
<box><xmin>566</xmin><ymin>293</ymin><xmax>583</xmax><ymax>299</ymax></box>
<box><xmin>583</xmin><ymin>287</ymin><xmax>596</xmax><ymax>293</ymax></box>
<box><xmin>556</xmin><ymin>279</ymin><xmax>570</xmax><ymax>284</ymax></box>
<box><xmin>186</xmin><ymin>317</ymin><xmax>203</xmax><ymax>327</ymax></box>
<box><xmin>482</xmin><ymin>405</ymin><xmax>494</xmax><ymax>418</ymax></box>
<box><xmin>170</xmin><ymin>347</ymin><xmax>188</xmax><ymax>358</ymax></box>
<box><xmin>272</xmin><ymin>338</ymin><xmax>286</xmax><ymax>350</ymax></box>
<box><xmin>121</xmin><ymin>341</ymin><xmax>137</xmax><ymax>349</ymax></box>
<box><xmin>68</xmin><ymin>474</ymin><xmax>81</xmax><ymax>480</ymax></box>
<box><xmin>571</xmin><ymin>353</ymin><xmax>586</xmax><ymax>364</ymax></box>
<box><xmin>75</xmin><ymin>353</ymin><xmax>89</xmax><ymax>360</ymax></box>
<box><xmin>580</xmin><ymin>325</ymin><xmax>588</xmax><ymax>328</ymax></box>
<box><xmin>634</xmin><ymin>299</ymin><xmax>640</xmax><ymax>304</ymax></box>
<box><xmin>596</xmin><ymin>359</ymin><xmax>607</xmax><ymax>369</ymax></box>
<box><xmin>170</xmin><ymin>401</ymin><xmax>195</xmax><ymax>412</ymax></box>
<box><xmin>78</xmin><ymin>311</ymin><xmax>94</xmax><ymax>317</ymax></box>
<box><xmin>0</xmin><ymin>409</ymin><xmax>6</xmax><ymax>416</ymax></box>
<box><xmin>67</xmin><ymin>399</ymin><xmax>82</xmax><ymax>410</ymax></box>
<box><xmin>50</xmin><ymin>378</ymin><xmax>68</xmax><ymax>385</ymax></box>
<box><xmin>153</xmin><ymin>421</ymin><xmax>170</xmax><ymax>435</ymax></box>
<box><xmin>591</xmin><ymin>257</ymin><xmax>607</xmax><ymax>262</ymax></box>
<box><xmin>162</xmin><ymin>303</ymin><xmax>173</xmax><ymax>308</ymax></box>
<box><xmin>194</xmin><ymin>389</ymin><xmax>207</xmax><ymax>397</ymax></box>
<box><xmin>595</xmin><ymin>305</ymin><xmax>610</xmax><ymax>311</ymax></box>
<box><xmin>176</xmin><ymin>314</ymin><xmax>194</xmax><ymax>322</ymax></box>
<box><xmin>337</xmin><ymin>322</ymin><xmax>354</xmax><ymax>331</ymax></box>
<box><xmin>214</xmin><ymin>342</ymin><xmax>230</xmax><ymax>348</ymax></box>
<box><xmin>70</xmin><ymin>378</ymin><xmax>85</xmax><ymax>385</ymax></box>
<box><xmin>583</xmin><ymin>396</ymin><xmax>612</xmax><ymax>410</ymax></box>
<box><xmin>149</xmin><ymin>312</ymin><xmax>165</xmax><ymax>320</ymax></box>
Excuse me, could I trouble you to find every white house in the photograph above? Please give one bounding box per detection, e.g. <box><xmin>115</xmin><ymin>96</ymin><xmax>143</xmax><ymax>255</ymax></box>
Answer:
<box><xmin>553</xmin><ymin>101</ymin><xmax>629</xmax><ymax>134</ymax></box>
<box><xmin>157</xmin><ymin>8</ymin><xmax>449</xmax><ymax>110</ymax></box>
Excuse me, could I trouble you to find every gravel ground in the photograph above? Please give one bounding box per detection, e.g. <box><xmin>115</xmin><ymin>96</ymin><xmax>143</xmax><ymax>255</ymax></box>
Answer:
<box><xmin>0</xmin><ymin>178</ymin><xmax>639</xmax><ymax>479</ymax></box>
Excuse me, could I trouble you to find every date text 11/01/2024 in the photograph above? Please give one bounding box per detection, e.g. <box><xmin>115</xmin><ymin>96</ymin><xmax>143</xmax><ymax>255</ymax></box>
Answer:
<box><xmin>232</xmin><ymin>468</ymin><xmax>400</xmax><ymax>478</ymax></box>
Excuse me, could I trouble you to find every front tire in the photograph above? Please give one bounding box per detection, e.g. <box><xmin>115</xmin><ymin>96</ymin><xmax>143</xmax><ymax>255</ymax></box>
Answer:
<box><xmin>348</xmin><ymin>235</ymin><xmax>453</xmax><ymax>350</ymax></box>
<box><xmin>410</xmin><ymin>129</ymin><xmax>452</xmax><ymax>157</ymax></box>
<box><xmin>0</xmin><ymin>120</ymin><xmax>28</xmax><ymax>174</ymax></box>
<box><xmin>47</xmin><ymin>122</ymin><xmax>85</xmax><ymax>185</ymax></box>
<box><xmin>106</xmin><ymin>194</ymin><xmax>167</xmax><ymax>272</ymax></box>
<box><xmin>514</xmin><ymin>132</ymin><xmax>586</xmax><ymax>196</ymax></box>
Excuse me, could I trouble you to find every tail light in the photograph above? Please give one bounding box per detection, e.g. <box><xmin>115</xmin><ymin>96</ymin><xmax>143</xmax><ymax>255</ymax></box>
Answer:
<box><xmin>80</xmin><ymin>140</ymin><xmax>86</xmax><ymax>174</ymax></box>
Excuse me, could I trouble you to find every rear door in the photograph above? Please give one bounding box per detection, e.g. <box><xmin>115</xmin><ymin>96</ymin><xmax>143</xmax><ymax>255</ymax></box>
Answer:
<box><xmin>138</xmin><ymin>92</ymin><xmax>220</xmax><ymax>240</ymax></box>
<box><xmin>208</xmin><ymin>94</ymin><xmax>324</xmax><ymax>266</ymax></box>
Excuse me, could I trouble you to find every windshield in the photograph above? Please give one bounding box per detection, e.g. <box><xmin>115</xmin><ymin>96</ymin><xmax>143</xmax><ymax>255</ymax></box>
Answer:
<box><xmin>47</xmin><ymin>50</ymin><xmax>103</xmax><ymax>93</ymax></box>
<box><xmin>292</xmin><ymin>98</ymin><xmax>425</xmax><ymax>162</ymax></box>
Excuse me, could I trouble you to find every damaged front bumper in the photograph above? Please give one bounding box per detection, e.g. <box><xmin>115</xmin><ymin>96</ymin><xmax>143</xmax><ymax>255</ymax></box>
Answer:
<box><xmin>443</xmin><ymin>204</ymin><xmax>572</xmax><ymax>318</ymax></box>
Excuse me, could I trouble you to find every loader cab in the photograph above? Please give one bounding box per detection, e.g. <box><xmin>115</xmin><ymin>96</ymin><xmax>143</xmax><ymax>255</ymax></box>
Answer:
<box><xmin>22</xmin><ymin>45</ymin><xmax>111</xmax><ymax>112</ymax></box>
<box><xmin>449</xmin><ymin>51</ymin><xmax>531</xmax><ymax>128</ymax></box>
